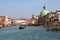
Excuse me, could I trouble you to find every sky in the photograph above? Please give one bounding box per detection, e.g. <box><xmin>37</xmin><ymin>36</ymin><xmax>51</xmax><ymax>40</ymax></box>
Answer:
<box><xmin>0</xmin><ymin>0</ymin><xmax>60</xmax><ymax>18</ymax></box>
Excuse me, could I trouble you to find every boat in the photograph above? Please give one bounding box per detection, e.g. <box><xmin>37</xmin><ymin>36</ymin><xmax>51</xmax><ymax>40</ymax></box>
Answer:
<box><xmin>19</xmin><ymin>22</ymin><xmax>28</xmax><ymax>29</ymax></box>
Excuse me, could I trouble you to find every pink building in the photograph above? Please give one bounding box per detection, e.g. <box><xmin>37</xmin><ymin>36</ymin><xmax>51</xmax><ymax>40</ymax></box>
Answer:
<box><xmin>0</xmin><ymin>16</ymin><xmax>11</xmax><ymax>27</ymax></box>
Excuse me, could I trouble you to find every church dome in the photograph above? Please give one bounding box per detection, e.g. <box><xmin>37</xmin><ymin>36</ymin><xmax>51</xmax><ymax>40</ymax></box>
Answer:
<box><xmin>40</xmin><ymin>6</ymin><xmax>48</xmax><ymax>17</ymax></box>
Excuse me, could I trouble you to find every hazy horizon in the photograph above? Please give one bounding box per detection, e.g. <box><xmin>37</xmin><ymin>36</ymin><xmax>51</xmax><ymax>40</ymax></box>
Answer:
<box><xmin>0</xmin><ymin>0</ymin><xmax>60</xmax><ymax>18</ymax></box>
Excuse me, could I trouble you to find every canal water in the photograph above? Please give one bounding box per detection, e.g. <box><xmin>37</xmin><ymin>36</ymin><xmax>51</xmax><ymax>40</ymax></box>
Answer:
<box><xmin>0</xmin><ymin>26</ymin><xmax>60</xmax><ymax>40</ymax></box>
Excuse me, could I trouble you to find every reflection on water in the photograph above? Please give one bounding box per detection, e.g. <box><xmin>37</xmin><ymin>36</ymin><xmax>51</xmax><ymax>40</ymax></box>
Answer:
<box><xmin>0</xmin><ymin>26</ymin><xmax>60</xmax><ymax>40</ymax></box>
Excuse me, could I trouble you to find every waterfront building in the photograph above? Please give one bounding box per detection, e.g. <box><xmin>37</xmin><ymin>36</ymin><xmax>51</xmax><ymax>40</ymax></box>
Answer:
<box><xmin>46</xmin><ymin>10</ymin><xmax>60</xmax><ymax>22</ymax></box>
<box><xmin>0</xmin><ymin>16</ymin><xmax>11</xmax><ymax>27</ymax></box>
<box><xmin>31</xmin><ymin>14</ymin><xmax>39</xmax><ymax>25</ymax></box>
<box><xmin>56</xmin><ymin>11</ymin><xmax>60</xmax><ymax>22</ymax></box>
<box><xmin>45</xmin><ymin>10</ymin><xmax>60</xmax><ymax>31</ymax></box>
<box><xmin>12</xmin><ymin>18</ymin><xmax>32</xmax><ymax>26</ymax></box>
<box><xmin>38</xmin><ymin>16</ymin><xmax>44</xmax><ymax>25</ymax></box>
<box><xmin>32</xmin><ymin>14</ymin><xmax>38</xmax><ymax>20</ymax></box>
<box><xmin>0</xmin><ymin>16</ymin><xmax>5</xmax><ymax>24</ymax></box>
<box><xmin>3</xmin><ymin>16</ymin><xmax>9</xmax><ymax>25</ymax></box>
<box><xmin>12</xmin><ymin>19</ymin><xmax>25</xmax><ymax>26</ymax></box>
<box><xmin>47</xmin><ymin>12</ymin><xmax>55</xmax><ymax>19</ymax></box>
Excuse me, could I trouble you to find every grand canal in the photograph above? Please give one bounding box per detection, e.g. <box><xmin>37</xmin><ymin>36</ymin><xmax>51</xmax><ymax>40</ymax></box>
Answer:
<box><xmin>0</xmin><ymin>26</ymin><xmax>60</xmax><ymax>40</ymax></box>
